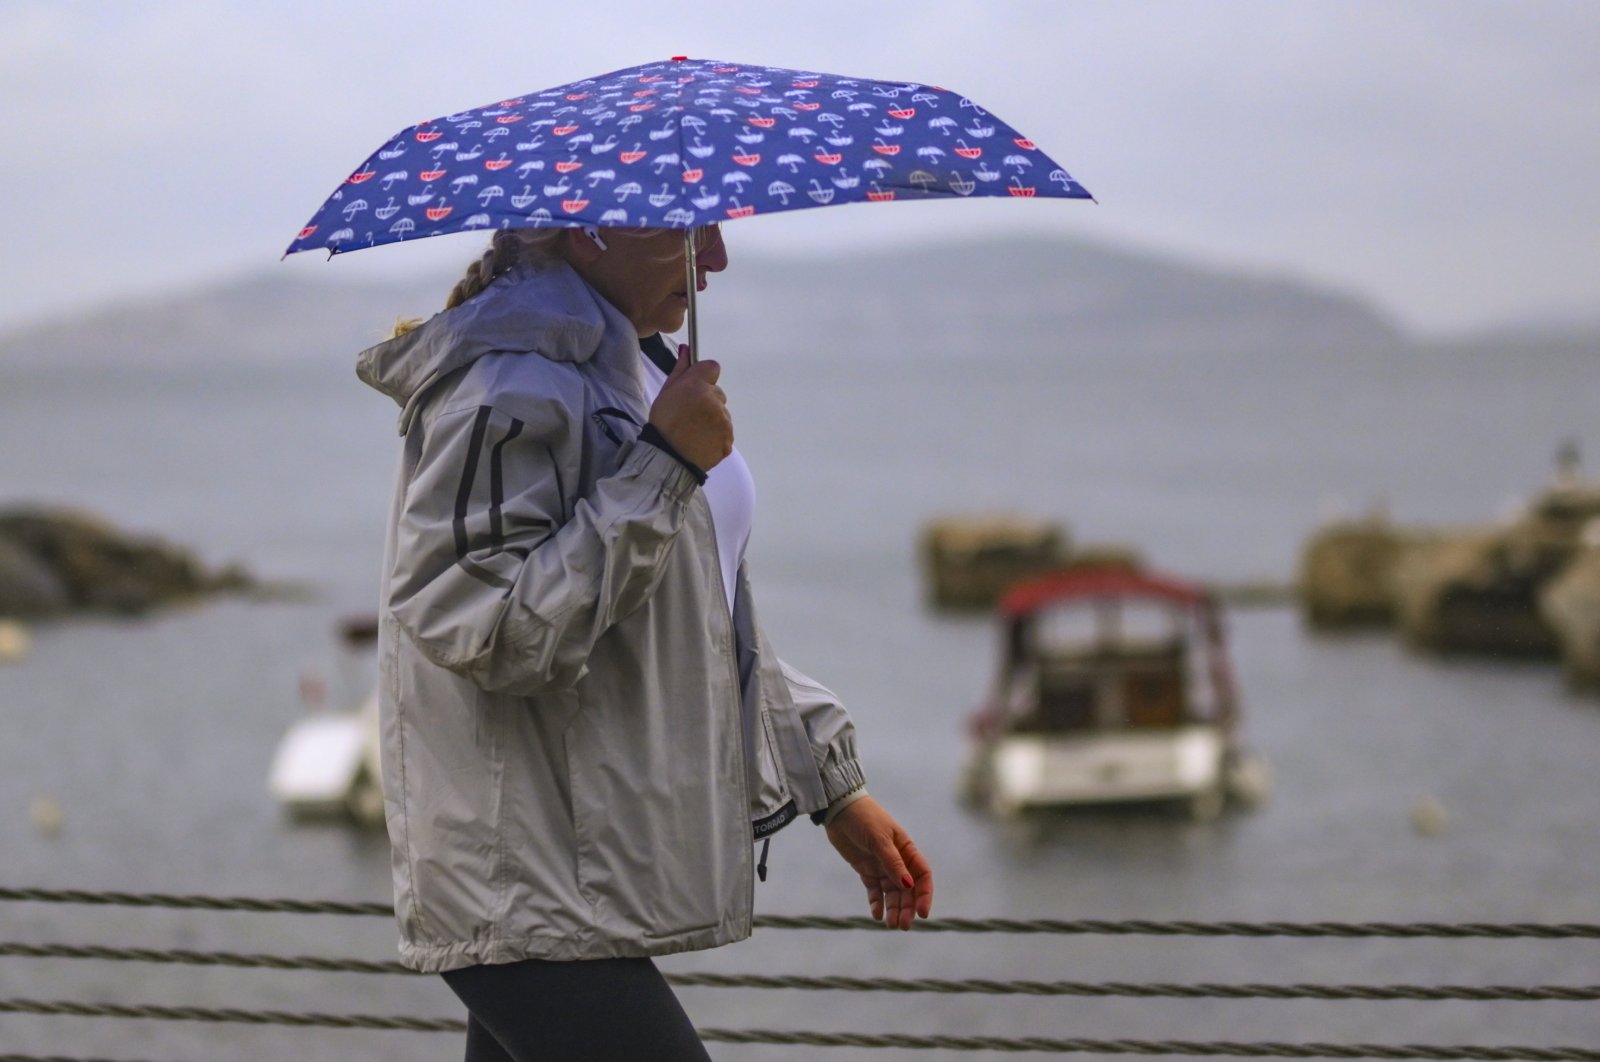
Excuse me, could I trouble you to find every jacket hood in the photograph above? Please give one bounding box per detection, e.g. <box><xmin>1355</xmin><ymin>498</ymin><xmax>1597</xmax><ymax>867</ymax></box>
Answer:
<box><xmin>356</xmin><ymin>256</ymin><xmax>641</xmax><ymax>433</ymax></box>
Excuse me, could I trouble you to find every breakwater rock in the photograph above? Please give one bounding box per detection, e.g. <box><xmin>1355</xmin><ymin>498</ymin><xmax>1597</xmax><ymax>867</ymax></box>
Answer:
<box><xmin>918</xmin><ymin>514</ymin><xmax>1146</xmax><ymax>612</ymax></box>
<box><xmin>920</xmin><ymin>515</ymin><xmax>1071</xmax><ymax>611</ymax></box>
<box><xmin>1299</xmin><ymin>517</ymin><xmax>1443</xmax><ymax>628</ymax></box>
<box><xmin>0</xmin><ymin>507</ymin><xmax>254</xmax><ymax>618</ymax></box>
<box><xmin>1541</xmin><ymin>544</ymin><xmax>1600</xmax><ymax>689</ymax></box>
<box><xmin>1297</xmin><ymin>470</ymin><xmax>1600</xmax><ymax>684</ymax></box>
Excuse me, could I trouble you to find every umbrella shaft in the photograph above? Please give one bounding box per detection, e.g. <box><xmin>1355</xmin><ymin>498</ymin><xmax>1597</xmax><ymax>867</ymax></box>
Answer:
<box><xmin>683</xmin><ymin>229</ymin><xmax>699</xmax><ymax>365</ymax></box>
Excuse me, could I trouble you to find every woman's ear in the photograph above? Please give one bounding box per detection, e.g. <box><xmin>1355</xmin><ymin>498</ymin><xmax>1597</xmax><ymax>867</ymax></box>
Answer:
<box><xmin>560</xmin><ymin>226</ymin><xmax>601</xmax><ymax>265</ymax></box>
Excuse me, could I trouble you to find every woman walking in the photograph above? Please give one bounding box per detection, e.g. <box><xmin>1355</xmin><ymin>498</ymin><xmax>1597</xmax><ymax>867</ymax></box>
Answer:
<box><xmin>357</xmin><ymin>222</ymin><xmax>933</xmax><ymax>1059</ymax></box>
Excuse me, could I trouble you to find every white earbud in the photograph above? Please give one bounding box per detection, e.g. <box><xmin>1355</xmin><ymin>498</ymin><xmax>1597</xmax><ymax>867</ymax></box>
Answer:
<box><xmin>580</xmin><ymin>225</ymin><xmax>608</xmax><ymax>252</ymax></box>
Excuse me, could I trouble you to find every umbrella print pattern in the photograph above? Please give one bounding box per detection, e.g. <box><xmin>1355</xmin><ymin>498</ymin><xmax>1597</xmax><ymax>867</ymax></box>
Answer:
<box><xmin>287</xmin><ymin>57</ymin><xmax>1093</xmax><ymax>256</ymax></box>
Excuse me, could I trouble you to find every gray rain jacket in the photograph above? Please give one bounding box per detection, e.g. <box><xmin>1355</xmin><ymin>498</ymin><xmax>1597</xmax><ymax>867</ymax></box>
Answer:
<box><xmin>357</xmin><ymin>257</ymin><xmax>865</xmax><ymax>973</ymax></box>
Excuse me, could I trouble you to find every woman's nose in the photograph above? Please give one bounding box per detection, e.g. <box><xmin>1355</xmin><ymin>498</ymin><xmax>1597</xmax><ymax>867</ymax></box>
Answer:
<box><xmin>698</xmin><ymin>228</ymin><xmax>729</xmax><ymax>273</ymax></box>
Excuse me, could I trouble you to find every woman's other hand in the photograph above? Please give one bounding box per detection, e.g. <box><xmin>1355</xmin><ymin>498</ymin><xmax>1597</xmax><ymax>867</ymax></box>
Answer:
<box><xmin>648</xmin><ymin>344</ymin><xmax>732</xmax><ymax>471</ymax></box>
<box><xmin>824</xmin><ymin>795</ymin><xmax>934</xmax><ymax>930</ymax></box>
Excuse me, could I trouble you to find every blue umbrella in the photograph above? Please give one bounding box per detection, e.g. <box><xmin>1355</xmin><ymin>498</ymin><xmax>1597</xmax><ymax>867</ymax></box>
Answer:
<box><xmin>286</xmin><ymin>56</ymin><xmax>1094</xmax><ymax>352</ymax></box>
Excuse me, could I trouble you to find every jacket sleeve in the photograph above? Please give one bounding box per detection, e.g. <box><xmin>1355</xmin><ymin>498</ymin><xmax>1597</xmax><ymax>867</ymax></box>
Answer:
<box><xmin>778</xmin><ymin>659</ymin><xmax>867</xmax><ymax>809</ymax></box>
<box><xmin>388</xmin><ymin>393</ymin><xmax>701</xmax><ymax>696</ymax></box>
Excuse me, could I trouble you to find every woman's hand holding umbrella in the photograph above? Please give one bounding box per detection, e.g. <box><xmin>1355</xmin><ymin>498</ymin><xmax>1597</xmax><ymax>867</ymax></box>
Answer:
<box><xmin>649</xmin><ymin>344</ymin><xmax>733</xmax><ymax>472</ymax></box>
<box><xmin>825</xmin><ymin>795</ymin><xmax>935</xmax><ymax>930</ymax></box>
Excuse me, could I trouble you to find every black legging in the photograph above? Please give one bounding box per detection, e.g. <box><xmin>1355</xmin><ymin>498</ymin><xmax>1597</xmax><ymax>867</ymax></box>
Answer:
<box><xmin>442</xmin><ymin>956</ymin><xmax>711</xmax><ymax>1061</ymax></box>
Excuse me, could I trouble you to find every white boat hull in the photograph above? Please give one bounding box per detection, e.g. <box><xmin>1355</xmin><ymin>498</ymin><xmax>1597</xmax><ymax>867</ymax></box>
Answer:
<box><xmin>985</xmin><ymin>725</ymin><xmax>1226</xmax><ymax>814</ymax></box>
<box><xmin>268</xmin><ymin>692</ymin><xmax>383</xmax><ymax>823</ymax></box>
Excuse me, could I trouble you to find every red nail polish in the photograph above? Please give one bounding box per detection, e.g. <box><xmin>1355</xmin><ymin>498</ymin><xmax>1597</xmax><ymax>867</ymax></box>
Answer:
<box><xmin>901</xmin><ymin>874</ymin><xmax>914</xmax><ymax>889</ymax></box>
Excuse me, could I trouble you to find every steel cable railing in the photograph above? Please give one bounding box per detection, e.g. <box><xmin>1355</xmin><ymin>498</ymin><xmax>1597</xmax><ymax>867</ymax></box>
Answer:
<box><xmin>3</xmin><ymin>885</ymin><xmax>1596</xmax><ymax>1058</ymax></box>
<box><xmin>3</xmin><ymin>940</ymin><xmax>1598</xmax><ymax>1002</ymax></box>
<box><xmin>4</xmin><ymin>887</ymin><xmax>1598</xmax><ymax>939</ymax></box>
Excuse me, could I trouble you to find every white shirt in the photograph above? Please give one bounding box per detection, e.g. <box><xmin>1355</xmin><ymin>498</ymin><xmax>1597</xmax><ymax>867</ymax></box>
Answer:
<box><xmin>639</xmin><ymin>354</ymin><xmax>755</xmax><ymax>617</ymax></box>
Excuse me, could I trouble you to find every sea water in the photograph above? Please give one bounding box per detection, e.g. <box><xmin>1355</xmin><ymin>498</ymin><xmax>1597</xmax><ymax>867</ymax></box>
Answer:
<box><xmin>0</xmin><ymin>336</ymin><xmax>1597</xmax><ymax>1059</ymax></box>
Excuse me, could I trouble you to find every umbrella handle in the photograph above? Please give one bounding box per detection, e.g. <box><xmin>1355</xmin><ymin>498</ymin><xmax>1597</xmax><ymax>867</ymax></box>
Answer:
<box><xmin>683</xmin><ymin>228</ymin><xmax>699</xmax><ymax>365</ymax></box>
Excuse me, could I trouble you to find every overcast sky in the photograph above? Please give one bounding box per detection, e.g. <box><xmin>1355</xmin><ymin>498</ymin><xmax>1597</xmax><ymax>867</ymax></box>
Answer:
<box><xmin>3</xmin><ymin>0</ymin><xmax>1596</xmax><ymax>336</ymax></box>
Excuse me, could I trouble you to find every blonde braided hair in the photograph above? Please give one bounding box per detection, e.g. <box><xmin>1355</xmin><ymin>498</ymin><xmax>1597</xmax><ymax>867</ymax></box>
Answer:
<box><xmin>391</xmin><ymin>228</ymin><xmax>568</xmax><ymax>338</ymax></box>
<box><xmin>446</xmin><ymin>228</ymin><xmax>566</xmax><ymax>309</ymax></box>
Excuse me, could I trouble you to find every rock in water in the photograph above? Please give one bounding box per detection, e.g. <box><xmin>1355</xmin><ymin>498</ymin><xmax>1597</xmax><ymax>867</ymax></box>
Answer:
<box><xmin>29</xmin><ymin>795</ymin><xmax>64</xmax><ymax>838</ymax></box>
<box><xmin>1410</xmin><ymin>795</ymin><xmax>1448</xmax><ymax>836</ymax></box>
<box><xmin>0</xmin><ymin>619</ymin><xmax>30</xmax><ymax>662</ymax></box>
<box><xmin>0</xmin><ymin>534</ymin><xmax>68</xmax><ymax>615</ymax></box>
<box><xmin>0</xmin><ymin>506</ymin><xmax>255</xmax><ymax>618</ymax></box>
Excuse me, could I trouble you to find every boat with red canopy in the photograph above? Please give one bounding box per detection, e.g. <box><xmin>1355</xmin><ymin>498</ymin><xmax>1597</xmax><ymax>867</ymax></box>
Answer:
<box><xmin>962</xmin><ymin>565</ymin><xmax>1268</xmax><ymax>819</ymax></box>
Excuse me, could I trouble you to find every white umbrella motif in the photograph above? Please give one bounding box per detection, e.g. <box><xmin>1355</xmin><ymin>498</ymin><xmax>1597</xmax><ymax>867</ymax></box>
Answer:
<box><xmin>288</xmin><ymin>57</ymin><xmax>1094</xmax><ymax>363</ymax></box>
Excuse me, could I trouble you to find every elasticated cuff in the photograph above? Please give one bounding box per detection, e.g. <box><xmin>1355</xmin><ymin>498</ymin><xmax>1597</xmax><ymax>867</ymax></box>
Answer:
<box><xmin>638</xmin><ymin>424</ymin><xmax>707</xmax><ymax>485</ymax></box>
<box><xmin>811</xmin><ymin>785</ymin><xmax>869</xmax><ymax>826</ymax></box>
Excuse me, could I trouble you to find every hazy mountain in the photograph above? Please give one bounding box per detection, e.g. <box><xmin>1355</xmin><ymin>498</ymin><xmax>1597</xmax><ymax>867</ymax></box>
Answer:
<box><xmin>1449</xmin><ymin>311</ymin><xmax>1600</xmax><ymax>350</ymax></box>
<box><xmin>1</xmin><ymin>235</ymin><xmax>1418</xmax><ymax>369</ymax></box>
<box><xmin>0</xmin><ymin>272</ymin><xmax>453</xmax><ymax>370</ymax></box>
<box><xmin>713</xmin><ymin>236</ymin><xmax>1409</xmax><ymax>358</ymax></box>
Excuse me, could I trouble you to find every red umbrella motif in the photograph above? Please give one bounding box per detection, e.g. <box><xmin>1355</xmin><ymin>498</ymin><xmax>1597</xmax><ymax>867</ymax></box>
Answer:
<box><xmin>287</xmin><ymin>56</ymin><xmax>1094</xmax><ymax>355</ymax></box>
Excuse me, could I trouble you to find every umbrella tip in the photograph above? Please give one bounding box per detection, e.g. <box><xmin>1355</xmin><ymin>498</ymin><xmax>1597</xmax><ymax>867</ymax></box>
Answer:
<box><xmin>671</xmin><ymin>55</ymin><xmax>688</xmax><ymax>61</ymax></box>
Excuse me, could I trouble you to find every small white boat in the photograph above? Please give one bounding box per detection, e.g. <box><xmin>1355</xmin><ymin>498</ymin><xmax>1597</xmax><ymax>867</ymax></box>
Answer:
<box><xmin>268</xmin><ymin>617</ymin><xmax>384</xmax><ymax>826</ymax></box>
<box><xmin>962</xmin><ymin>566</ymin><xmax>1268</xmax><ymax>820</ymax></box>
